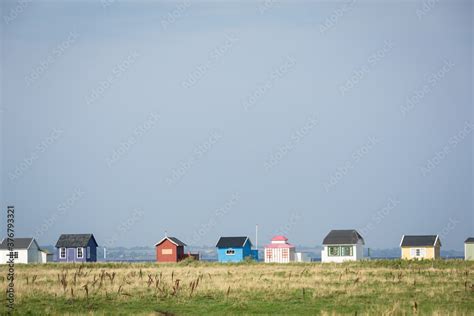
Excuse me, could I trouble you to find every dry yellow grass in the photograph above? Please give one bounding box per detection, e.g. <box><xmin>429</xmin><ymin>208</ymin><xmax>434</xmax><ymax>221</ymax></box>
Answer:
<box><xmin>1</xmin><ymin>260</ymin><xmax>473</xmax><ymax>315</ymax></box>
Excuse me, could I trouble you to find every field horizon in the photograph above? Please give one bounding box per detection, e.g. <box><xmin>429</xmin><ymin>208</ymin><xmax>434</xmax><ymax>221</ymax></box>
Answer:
<box><xmin>35</xmin><ymin>244</ymin><xmax>466</xmax><ymax>263</ymax></box>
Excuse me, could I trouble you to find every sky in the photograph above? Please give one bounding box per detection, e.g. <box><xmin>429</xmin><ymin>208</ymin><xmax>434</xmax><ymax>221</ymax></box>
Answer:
<box><xmin>0</xmin><ymin>0</ymin><xmax>472</xmax><ymax>250</ymax></box>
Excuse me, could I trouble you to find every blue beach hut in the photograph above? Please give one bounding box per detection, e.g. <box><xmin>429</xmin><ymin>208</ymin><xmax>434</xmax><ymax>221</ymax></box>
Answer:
<box><xmin>216</xmin><ymin>236</ymin><xmax>258</xmax><ymax>262</ymax></box>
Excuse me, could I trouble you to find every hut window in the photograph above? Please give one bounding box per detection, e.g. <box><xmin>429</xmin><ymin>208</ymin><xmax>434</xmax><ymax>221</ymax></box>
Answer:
<box><xmin>60</xmin><ymin>248</ymin><xmax>66</xmax><ymax>259</ymax></box>
<box><xmin>410</xmin><ymin>248</ymin><xmax>426</xmax><ymax>257</ymax></box>
<box><xmin>226</xmin><ymin>249</ymin><xmax>235</xmax><ymax>255</ymax></box>
<box><xmin>328</xmin><ymin>246</ymin><xmax>340</xmax><ymax>256</ymax></box>
<box><xmin>162</xmin><ymin>248</ymin><xmax>173</xmax><ymax>255</ymax></box>
<box><xmin>87</xmin><ymin>247</ymin><xmax>91</xmax><ymax>259</ymax></box>
<box><xmin>282</xmin><ymin>249</ymin><xmax>289</xmax><ymax>259</ymax></box>
<box><xmin>341</xmin><ymin>246</ymin><xmax>353</xmax><ymax>256</ymax></box>
<box><xmin>77</xmin><ymin>247</ymin><xmax>84</xmax><ymax>259</ymax></box>
<box><xmin>266</xmin><ymin>249</ymin><xmax>272</xmax><ymax>259</ymax></box>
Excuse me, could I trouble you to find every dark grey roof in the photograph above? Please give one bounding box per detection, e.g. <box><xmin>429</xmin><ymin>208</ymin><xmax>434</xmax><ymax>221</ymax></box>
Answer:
<box><xmin>401</xmin><ymin>235</ymin><xmax>439</xmax><ymax>247</ymax></box>
<box><xmin>322</xmin><ymin>230</ymin><xmax>364</xmax><ymax>245</ymax></box>
<box><xmin>55</xmin><ymin>234</ymin><xmax>98</xmax><ymax>248</ymax></box>
<box><xmin>168</xmin><ymin>237</ymin><xmax>186</xmax><ymax>246</ymax></box>
<box><xmin>216</xmin><ymin>236</ymin><xmax>250</xmax><ymax>248</ymax></box>
<box><xmin>465</xmin><ymin>237</ymin><xmax>474</xmax><ymax>244</ymax></box>
<box><xmin>0</xmin><ymin>238</ymin><xmax>35</xmax><ymax>250</ymax></box>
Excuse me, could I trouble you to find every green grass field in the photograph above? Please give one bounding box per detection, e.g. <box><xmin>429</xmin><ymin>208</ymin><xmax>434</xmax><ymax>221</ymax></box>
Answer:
<box><xmin>1</xmin><ymin>259</ymin><xmax>473</xmax><ymax>315</ymax></box>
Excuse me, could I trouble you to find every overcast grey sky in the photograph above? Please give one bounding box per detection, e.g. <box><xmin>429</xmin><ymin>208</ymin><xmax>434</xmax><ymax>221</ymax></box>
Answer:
<box><xmin>0</xmin><ymin>0</ymin><xmax>472</xmax><ymax>250</ymax></box>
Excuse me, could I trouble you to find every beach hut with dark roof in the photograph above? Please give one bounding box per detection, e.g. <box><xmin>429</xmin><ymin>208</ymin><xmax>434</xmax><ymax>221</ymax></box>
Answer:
<box><xmin>216</xmin><ymin>236</ymin><xmax>258</xmax><ymax>262</ymax></box>
<box><xmin>321</xmin><ymin>230</ymin><xmax>365</xmax><ymax>263</ymax></box>
<box><xmin>400</xmin><ymin>235</ymin><xmax>441</xmax><ymax>260</ymax></box>
<box><xmin>155</xmin><ymin>236</ymin><xmax>198</xmax><ymax>262</ymax></box>
<box><xmin>55</xmin><ymin>234</ymin><xmax>98</xmax><ymax>262</ymax></box>
<box><xmin>0</xmin><ymin>238</ymin><xmax>47</xmax><ymax>264</ymax></box>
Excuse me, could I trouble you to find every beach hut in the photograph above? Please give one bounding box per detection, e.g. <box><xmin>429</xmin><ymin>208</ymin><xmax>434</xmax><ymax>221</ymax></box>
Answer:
<box><xmin>40</xmin><ymin>248</ymin><xmax>53</xmax><ymax>263</ymax></box>
<box><xmin>464</xmin><ymin>237</ymin><xmax>474</xmax><ymax>260</ymax></box>
<box><xmin>321</xmin><ymin>230</ymin><xmax>365</xmax><ymax>263</ymax></box>
<box><xmin>154</xmin><ymin>236</ymin><xmax>198</xmax><ymax>262</ymax></box>
<box><xmin>264</xmin><ymin>236</ymin><xmax>295</xmax><ymax>263</ymax></box>
<box><xmin>400</xmin><ymin>235</ymin><xmax>441</xmax><ymax>260</ymax></box>
<box><xmin>216</xmin><ymin>236</ymin><xmax>258</xmax><ymax>262</ymax></box>
<box><xmin>55</xmin><ymin>234</ymin><xmax>98</xmax><ymax>262</ymax></box>
<box><xmin>0</xmin><ymin>238</ymin><xmax>46</xmax><ymax>264</ymax></box>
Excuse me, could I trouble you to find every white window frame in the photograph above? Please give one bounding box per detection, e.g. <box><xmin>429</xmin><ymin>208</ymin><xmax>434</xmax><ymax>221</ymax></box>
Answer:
<box><xmin>328</xmin><ymin>246</ymin><xmax>340</xmax><ymax>257</ymax></box>
<box><xmin>341</xmin><ymin>246</ymin><xmax>353</xmax><ymax>257</ymax></box>
<box><xmin>328</xmin><ymin>245</ymin><xmax>354</xmax><ymax>257</ymax></box>
<box><xmin>77</xmin><ymin>247</ymin><xmax>84</xmax><ymax>259</ymax></box>
<box><xmin>60</xmin><ymin>247</ymin><xmax>66</xmax><ymax>259</ymax></box>
<box><xmin>226</xmin><ymin>248</ymin><xmax>235</xmax><ymax>255</ymax></box>
<box><xmin>411</xmin><ymin>248</ymin><xmax>426</xmax><ymax>258</ymax></box>
<box><xmin>87</xmin><ymin>246</ymin><xmax>91</xmax><ymax>259</ymax></box>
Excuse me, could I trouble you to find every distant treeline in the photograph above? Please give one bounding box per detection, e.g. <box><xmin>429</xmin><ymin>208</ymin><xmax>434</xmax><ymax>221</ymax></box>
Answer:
<box><xmin>41</xmin><ymin>245</ymin><xmax>464</xmax><ymax>262</ymax></box>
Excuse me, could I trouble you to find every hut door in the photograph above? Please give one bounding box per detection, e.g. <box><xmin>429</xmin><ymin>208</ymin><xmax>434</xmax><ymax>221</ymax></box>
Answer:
<box><xmin>67</xmin><ymin>248</ymin><xmax>75</xmax><ymax>262</ymax></box>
